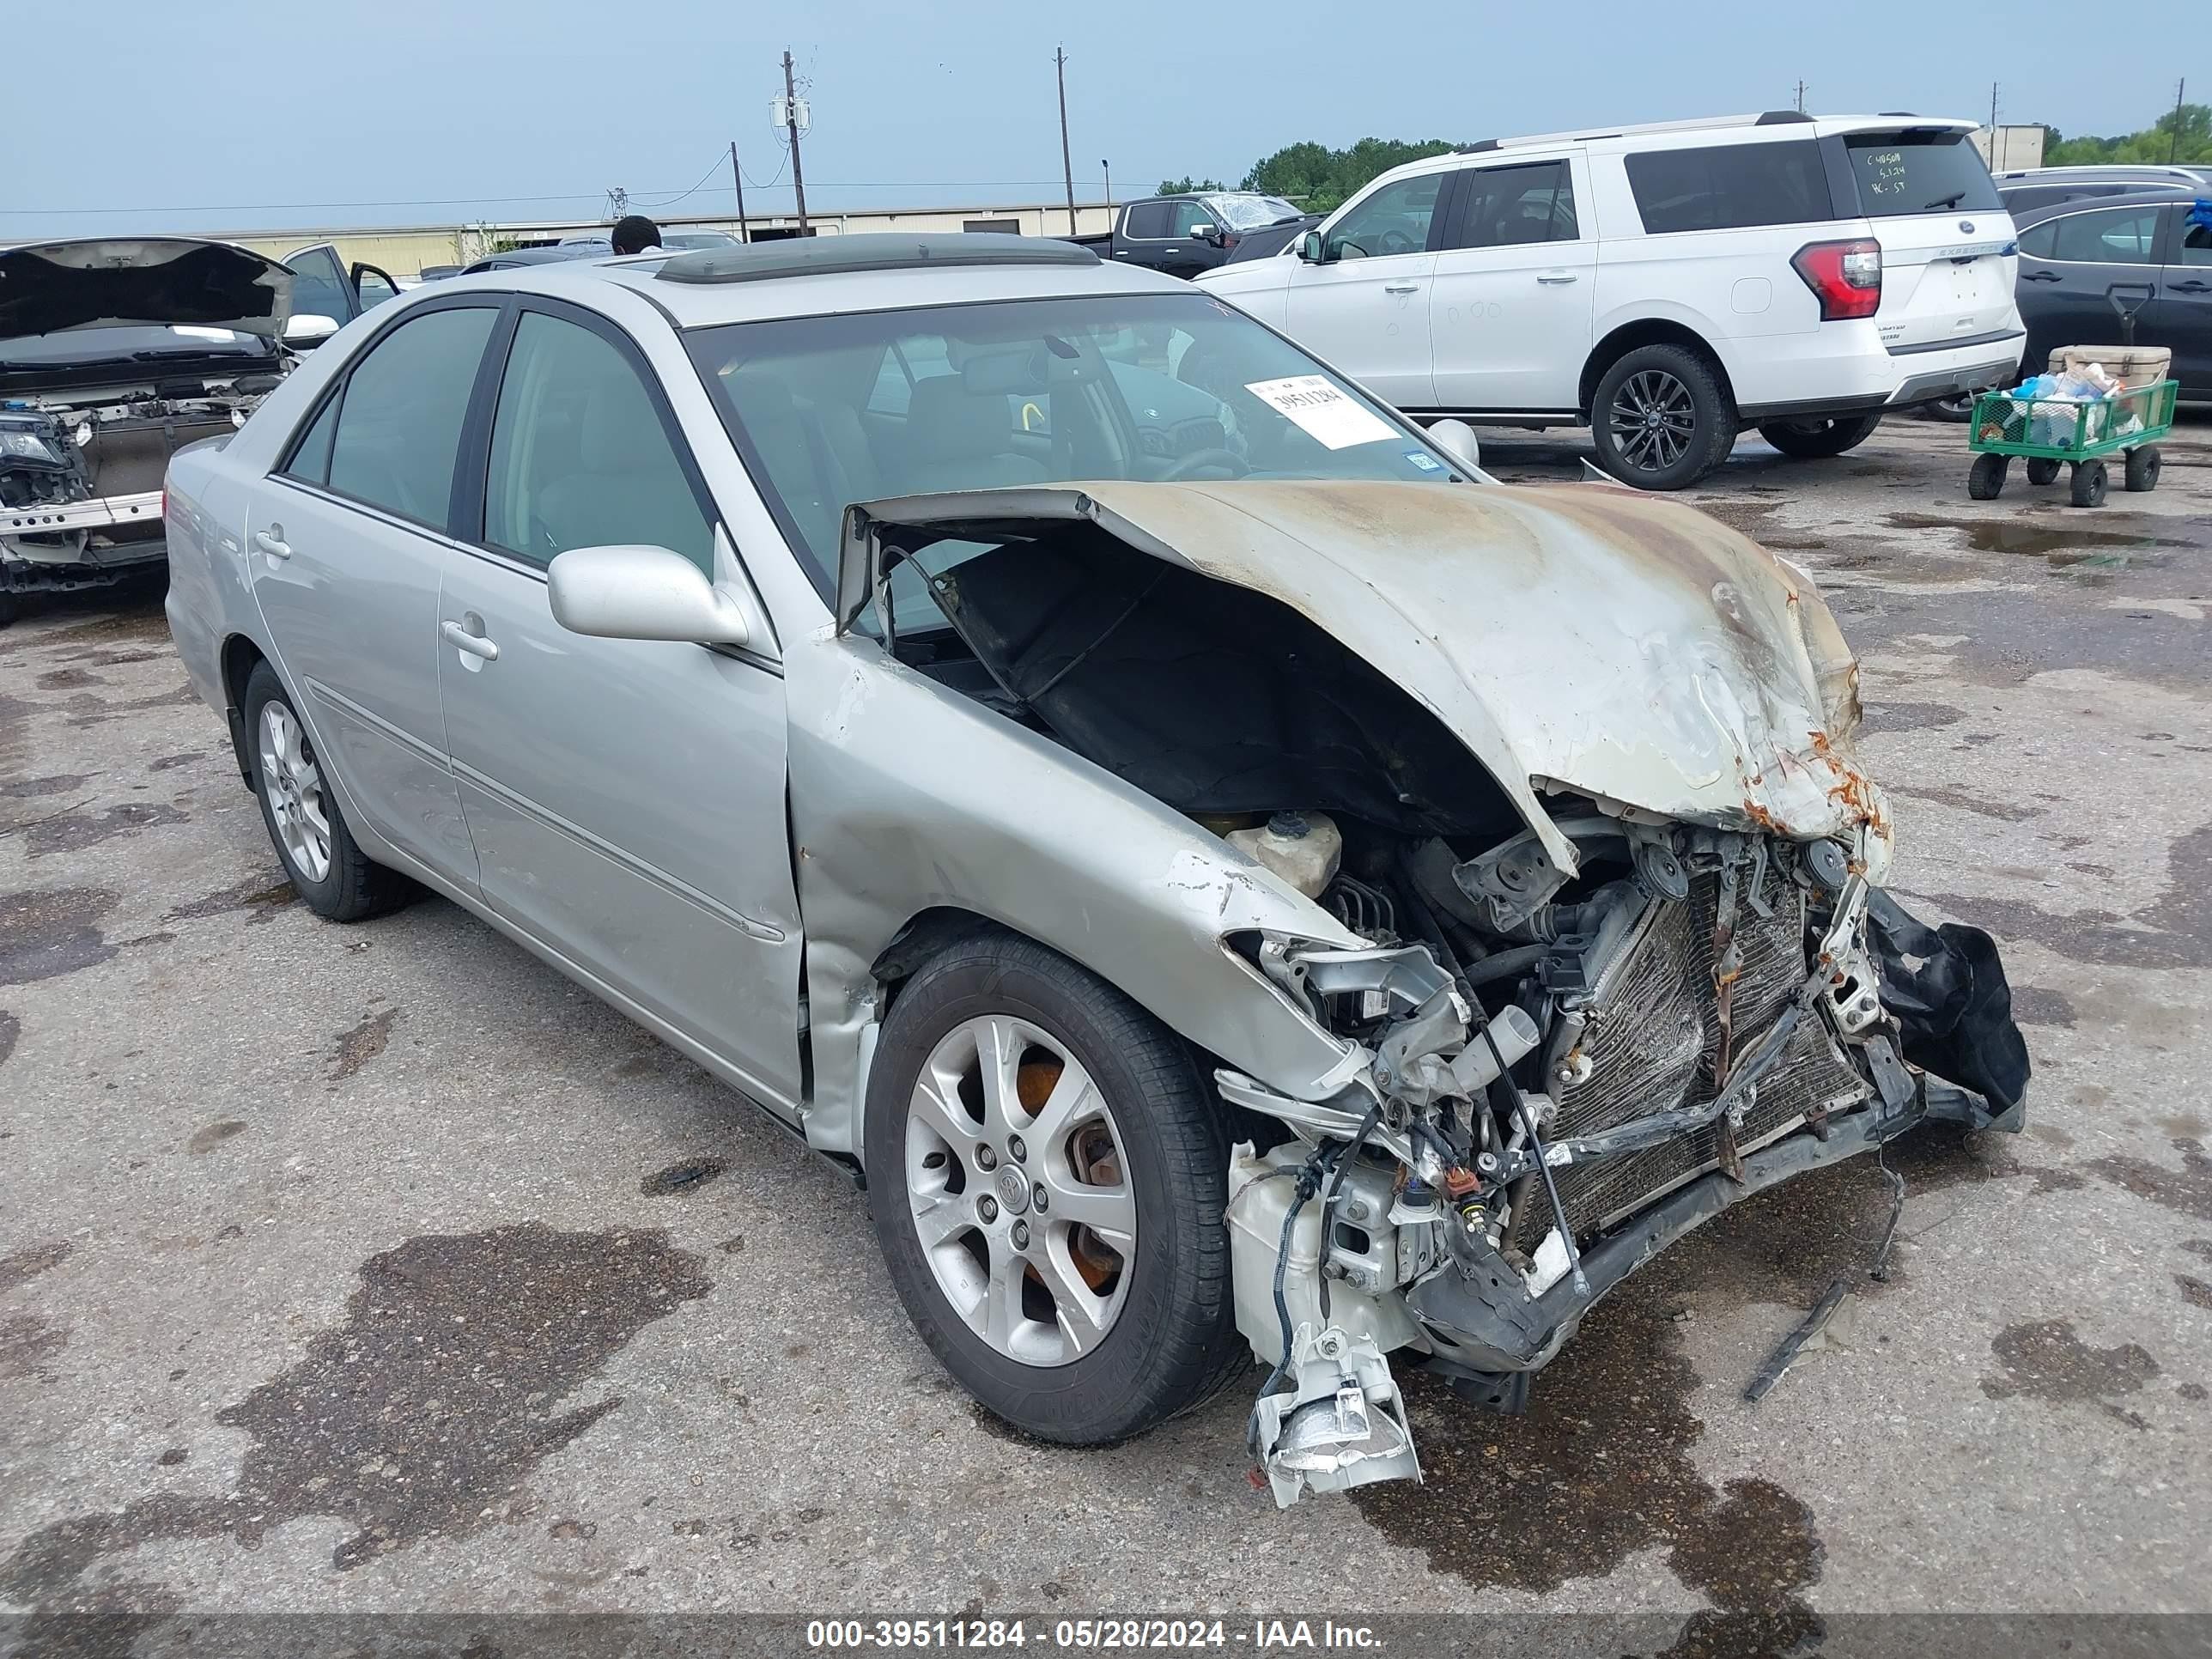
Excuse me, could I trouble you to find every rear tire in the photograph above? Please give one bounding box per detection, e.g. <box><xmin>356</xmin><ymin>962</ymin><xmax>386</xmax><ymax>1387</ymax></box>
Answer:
<box><xmin>1589</xmin><ymin>344</ymin><xmax>1735</xmax><ymax>490</ymax></box>
<box><xmin>2024</xmin><ymin>457</ymin><xmax>2062</xmax><ymax>487</ymax></box>
<box><xmin>864</xmin><ymin>930</ymin><xmax>1245</xmax><ymax>1445</ymax></box>
<box><xmin>1922</xmin><ymin>393</ymin><xmax>1977</xmax><ymax>423</ymax></box>
<box><xmin>1967</xmin><ymin>453</ymin><xmax>2008</xmax><ymax>500</ymax></box>
<box><xmin>2069</xmin><ymin>459</ymin><xmax>2107</xmax><ymax>508</ymax></box>
<box><xmin>1756</xmin><ymin>412</ymin><xmax>1883</xmax><ymax>459</ymax></box>
<box><xmin>242</xmin><ymin>662</ymin><xmax>412</xmax><ymax>922</ymax></box>
<box><xmin>2124</xmin><ymin>446</ymin><xmax>2160</xmax><ymax>493</ymax></box>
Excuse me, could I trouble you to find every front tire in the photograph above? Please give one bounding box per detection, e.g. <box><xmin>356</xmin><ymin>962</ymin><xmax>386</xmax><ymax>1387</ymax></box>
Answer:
<box><xmin>1756</xmin><ymin>411</ymin><xmax>1883</xmax><ymax>459</ymax></box>
<box><xmin>243</xmin><ymin>662</ymin><xmax>411</xmax><ymax>921</ymax></box>
<box><xmin>864</xmin><ymin>931</ymin><xmax>1244</xmax><ymax>1444</ymax></box>
<box><xmin>1589</xmin><ymin>344</ymin><xmax>1735</xmax><ymax>490</ymax></box>
<box><xmin>2069</xmin><ymin>459</ymin><xmax>2107</xmax><ymax>508</ymax></box>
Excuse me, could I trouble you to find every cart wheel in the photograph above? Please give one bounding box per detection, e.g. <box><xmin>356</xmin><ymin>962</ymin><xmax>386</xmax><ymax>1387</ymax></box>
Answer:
<box><xmin>1968</xmin><ymin>453</ymin><xmax>2008</xmax><ymax>500</ymax></box>
<box><xmin>2124</xmin><ymin>446</ymin><xmax>2160</xmax><ymax>493</ymax></box>
<box><xmin>2069</xmin><ymin>459</ymin><xmax>2107</xmax><ymax>507</ymax></box>
<box><xmin>2025</xmin><ymin>457</ymin><xmax>2062</xmax><ymax>486</ymax></box>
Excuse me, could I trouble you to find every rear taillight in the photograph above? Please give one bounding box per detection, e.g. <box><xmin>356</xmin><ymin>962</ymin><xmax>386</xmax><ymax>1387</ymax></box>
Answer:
<box><xmin>1791</xmin><ymin>238</ymin><xmax>1882</xmax><ymax>320</ymax></box>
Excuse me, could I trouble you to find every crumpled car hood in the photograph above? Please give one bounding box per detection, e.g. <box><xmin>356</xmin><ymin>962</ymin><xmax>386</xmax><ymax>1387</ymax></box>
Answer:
<box><xmin>0</xmin><ymin>238</ymin><xmax>295</xmax><ymax>342</ymax></box>
<box><xmin>843</xmin><ymin>478</ymin><xmax>1881</xmax><ymax>875</ymax></box>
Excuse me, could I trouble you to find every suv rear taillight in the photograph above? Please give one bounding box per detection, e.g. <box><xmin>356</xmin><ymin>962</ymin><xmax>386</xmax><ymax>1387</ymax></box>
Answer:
<box><xmin>1791</xmin><ymin>239</ymin><xmax>1882</xmax><ymax>320</ymax></box>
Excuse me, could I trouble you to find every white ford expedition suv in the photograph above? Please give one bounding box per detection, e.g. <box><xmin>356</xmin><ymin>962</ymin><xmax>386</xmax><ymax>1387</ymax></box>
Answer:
<box><xmin>1195</xmin><ymin>112</ymin><xmax>2024</xmax><ymax>488</ymax></box>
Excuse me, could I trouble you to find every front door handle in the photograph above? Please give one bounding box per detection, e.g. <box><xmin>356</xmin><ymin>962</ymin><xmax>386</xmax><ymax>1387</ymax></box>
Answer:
<box><xmin>1537</xmin><ymin>271</ymin><xmax>1580</xmax><ymax>284</ymax></box>
<box><xmin>2172</xmin><ymin>279</ymin><xmax>2211</xmax><ymax>293</ymax></box>
<box><xmin>2020</xmin><ymin>270</ymin><xmax>2061</xmax><ymax>282</ymax></box>
<box><xmin>441</xmin><ymin>618</ymin><xmax>499</xmax><ymax>661</ymax></box>
<box><xmin>1382</xmin><ymin>282</ymin><xmax>1421</xmax><ymax>294</ymax></box>
<box><xmin>253</xmin><ymin>527</ymin><xmax>291</xmax><ymax>560</ymax></box>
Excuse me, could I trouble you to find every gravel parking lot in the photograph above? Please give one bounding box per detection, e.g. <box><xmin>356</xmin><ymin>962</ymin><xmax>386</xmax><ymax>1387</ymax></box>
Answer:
<box><xmin>3</xmin><ymin>415</ymin><xmax>2209</xmax><ymax>1644</ymax></box>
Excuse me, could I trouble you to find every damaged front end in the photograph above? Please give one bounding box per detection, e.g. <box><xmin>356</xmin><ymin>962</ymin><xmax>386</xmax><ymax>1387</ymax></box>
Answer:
<box><xmin>1222</xmin><ymin>809</ymin><xmax>2026</xmax><ymax>1504</ymax></box>
<box><xmin>833</xmin><ymin>477</ymin><xmax>2028</xmax><ymax>1506</ymax></box>
<box><xmin>1</xmin><ymin>239</ymin><xmax>295</xmax><ymax>609</ymax></box>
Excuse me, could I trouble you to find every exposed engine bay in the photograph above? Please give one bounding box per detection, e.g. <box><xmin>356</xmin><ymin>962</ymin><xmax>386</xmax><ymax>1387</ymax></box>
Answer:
<box><xmin>0</xmin><ymin>237</ymin><xmax>298</xmax><ymax>616</ymax></box>
<box><xmin>853</xmin><ymin>493</ymin><xmax>2031</xmax><ymax>1504</ymax></box>
<box><xmin>2</xmin><ymin>382</ymin><xmax>273</xmax><ymax>598</ymax></box>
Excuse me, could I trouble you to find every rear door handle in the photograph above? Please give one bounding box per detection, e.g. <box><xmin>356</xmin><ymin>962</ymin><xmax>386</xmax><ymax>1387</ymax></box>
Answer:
<box><xmin>1537</xmin><ymin>271</ymin><xmax>1579</xmax><ymax>284</ymax></box>
<box><xmin>440</xmin><ymin>618</ymin><xmax>499</xmax><ymax>661</ymax></box>
<box><xmin>1382</xmin><ymin>282</ymin><xmax>1421</xmax><ymax>294</ymax></box>
<box><xmin>2021</xmin><ymin>270</ymin><xmax>2061</xmax><ymax>282</ymax></box>
<box><xmin>253</xmin><ymin>527</ymin><xmax>291</xmax><ymax>560</ymax></box>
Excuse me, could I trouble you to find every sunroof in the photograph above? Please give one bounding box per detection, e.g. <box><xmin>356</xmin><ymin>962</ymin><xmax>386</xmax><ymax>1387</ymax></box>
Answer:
<box><xmin>654</xmin><ymin>233</ymin><xmax>1099</xmax><ymax>285</ymax></box>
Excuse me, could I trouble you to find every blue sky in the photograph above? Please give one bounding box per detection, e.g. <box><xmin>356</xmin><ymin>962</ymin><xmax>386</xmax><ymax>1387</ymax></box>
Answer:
<box><xmin>7</xmin><ymin>0</ymin><xmax>2205</xmax><ymax>238</ymax></box>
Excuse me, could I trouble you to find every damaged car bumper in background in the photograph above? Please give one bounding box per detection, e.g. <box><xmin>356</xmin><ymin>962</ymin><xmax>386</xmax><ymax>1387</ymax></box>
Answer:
<box><xmin>835</xmin><ymin>479</ymin><xmax>2029</xmax><ymax>1508</ymax></box>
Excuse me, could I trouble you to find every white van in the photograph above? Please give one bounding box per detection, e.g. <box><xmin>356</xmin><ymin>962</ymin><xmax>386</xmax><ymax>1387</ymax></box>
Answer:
<box><xmin>1196</xmin><ymin>112</ymin><xmax>2024</xmax><ymax>488</ymax></box>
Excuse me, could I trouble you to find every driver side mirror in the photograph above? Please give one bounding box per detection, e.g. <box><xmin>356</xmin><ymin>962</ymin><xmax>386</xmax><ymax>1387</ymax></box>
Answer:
<box><xmin>281</xmin><ymin>313</ymin><xmax>339</xmax><ymax>349</ymax></box>
<box><xmin>548</xmin><ymin>544</ymin><xmax>753</xmax><ymax>647</ymax></box>
<box><xmin>1296</xmin><ymin>231</ymin><xmax>1327</xmax><ymax>264</ymax></box>
<box><xmin>1425</xmin><ymin>418</ymin><xmax>1482</xmax><ymax>474</ymax></box>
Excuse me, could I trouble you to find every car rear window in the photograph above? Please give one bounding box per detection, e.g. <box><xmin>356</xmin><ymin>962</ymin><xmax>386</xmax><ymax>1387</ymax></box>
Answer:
<box><xmin>1624</xmin><ymin>140</ymin><xmax>1832</xmax><ymax>233</ymax></box>
<box><xmin>1843</xmin><ymin>131</ymin><xmax>2002</xmax><ymax>216</ymax></box>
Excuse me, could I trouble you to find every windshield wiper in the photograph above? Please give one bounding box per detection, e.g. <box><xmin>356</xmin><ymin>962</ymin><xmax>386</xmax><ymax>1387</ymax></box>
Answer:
<box><xmin>1920</xmin><ymin>191</ymin><xmax>1967</xmax><ymax>210</ymax></box>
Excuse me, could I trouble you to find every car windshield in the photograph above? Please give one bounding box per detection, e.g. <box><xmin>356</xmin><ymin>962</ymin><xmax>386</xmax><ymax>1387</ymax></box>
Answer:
<box><xmin>1844</xmin><ymin>131</ymin><xmax>2002</xmax><ymax>216</ymax></box>
<box><xmin>1209</xmin><ymin>194</ymin><xmax>1302</xmax><ymax>229</ymax></box>
<box><xmin>684</xmin><ymin>290</ymin><xmax>1462</xmax><ymax>592</ymax></box>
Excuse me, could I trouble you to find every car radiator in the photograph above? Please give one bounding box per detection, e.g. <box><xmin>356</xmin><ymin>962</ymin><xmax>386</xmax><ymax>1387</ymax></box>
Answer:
<box><xmin>1546</xmin><ymin>864</ymin><xmax>1869</xmax><ymax>1238</ymax></box>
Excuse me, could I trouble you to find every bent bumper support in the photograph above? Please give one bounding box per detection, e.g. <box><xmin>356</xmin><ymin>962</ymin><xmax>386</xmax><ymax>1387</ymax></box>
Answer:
<box><xmin>1408</xmin><ymin>1055</ymin><xmax>2022</xmax><ymax>1376</ymax></box>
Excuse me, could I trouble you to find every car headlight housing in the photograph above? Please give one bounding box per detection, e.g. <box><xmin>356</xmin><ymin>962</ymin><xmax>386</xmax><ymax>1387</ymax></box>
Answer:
<box><xmin>0</xmin><ymin>428</ymin><xmax>68</xmax><ymax>465</ymax></box>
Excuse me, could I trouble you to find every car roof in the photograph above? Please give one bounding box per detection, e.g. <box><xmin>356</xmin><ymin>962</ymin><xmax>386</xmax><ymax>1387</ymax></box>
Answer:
<box><xmin>1997</xmin><ymin>164</ymin><xmax>2209</xmax><ymax>181</ymax></box>
<box><xmin>2010</xmin><ymin>187</ymin><xmax>2201</xmax><ymax>227</ymax></box>
<box><xmin>1348</xmin><ymin>112</ymin><xmax>1979</xmax><ymax>192</ymax></box>
<box><xmin>425</xmin><ymin>235</ymin><xmax>1190</xmax><ymax>329</ymax></box>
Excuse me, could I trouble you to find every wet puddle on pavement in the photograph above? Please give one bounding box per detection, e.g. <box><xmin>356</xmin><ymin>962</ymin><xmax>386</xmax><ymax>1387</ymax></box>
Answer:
<box><xmin>1882</xmin><ymin>511</ymin><xmax>2197</xmax><ymax>571</ymax></box>
<box><xmin>0</xmin><ymin>1224</ymin><xmax>710</xmax><ymax>1613</ymax></box>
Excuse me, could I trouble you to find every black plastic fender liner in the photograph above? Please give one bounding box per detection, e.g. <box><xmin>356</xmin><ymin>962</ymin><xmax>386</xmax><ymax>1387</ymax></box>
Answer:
<box><xmin>1865</xmin><ymin>890</ymin><xmax>2032</xmax><ymax>1113</ymax></box>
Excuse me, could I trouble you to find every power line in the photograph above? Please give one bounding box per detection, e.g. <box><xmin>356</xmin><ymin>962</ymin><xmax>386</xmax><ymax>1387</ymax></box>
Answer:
<box><xmin>0</xmin><ymin>179</ymin><xmax>1179</xmax><ymax>219</ymax></box>
<box><xmin>637</xmin><ymin>151</ymin><xmax>732</xmax><ymax>210</ymax></box>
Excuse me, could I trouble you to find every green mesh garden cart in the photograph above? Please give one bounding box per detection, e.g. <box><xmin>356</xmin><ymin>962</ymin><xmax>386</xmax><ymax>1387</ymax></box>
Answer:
<box><xmin>1966</xmin><ymin>379</ymin><xmax>2177</xmax><ymax>507</ymax></box>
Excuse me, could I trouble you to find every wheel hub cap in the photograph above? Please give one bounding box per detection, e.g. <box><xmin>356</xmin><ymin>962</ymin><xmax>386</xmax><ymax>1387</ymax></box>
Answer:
<box><xmin>258</xmin><ymin>702</ymin><xmax>331</xmax><ymax>884</ymax></box>
<box><xmin>903</xmin><ymin>1015</ymin><xmax>1136</xmax><ymax>1367</ymax></box>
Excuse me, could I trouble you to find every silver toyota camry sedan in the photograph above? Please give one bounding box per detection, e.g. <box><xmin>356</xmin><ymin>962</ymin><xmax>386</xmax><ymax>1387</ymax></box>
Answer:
<box><xmin>163</xmin><ymin>235</ymin><xmax>2028</xmax><ymax>1504</ymax></box>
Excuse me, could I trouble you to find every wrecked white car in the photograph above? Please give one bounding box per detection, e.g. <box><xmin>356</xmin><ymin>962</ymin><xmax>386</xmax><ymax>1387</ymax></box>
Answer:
<box><xmin>160</xmin><ymin>236</ymin><xmax>2028</xmax><ymax>1506</ymax></box>
<box><xmin>0</xmin><ymin>238</ymin><xmax>312</xmax><ymax>623</ymax></box>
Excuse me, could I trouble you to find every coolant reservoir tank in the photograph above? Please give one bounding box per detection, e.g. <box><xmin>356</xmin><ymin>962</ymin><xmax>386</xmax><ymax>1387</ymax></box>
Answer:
<box><xmin>1228</xmin><ymin>811</ymin><xmax>1343</xmax><ymax>900</ymax></box>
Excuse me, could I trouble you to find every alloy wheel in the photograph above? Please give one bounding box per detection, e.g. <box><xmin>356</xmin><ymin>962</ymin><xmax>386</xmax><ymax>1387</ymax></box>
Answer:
<box><xmin>1607</xmin><ymin>368</ymin><xmax>1698</xmax><ymax>472</ymax></box>
<box><xmin>903</xmin><ymin>1014</ymin><xmax>1136</xmax><ymax>1366</ymax></box>
<box><xmin>258</xmin><ymin>701</ymin><xmax>332</xmax><ymax>883</ymax></box>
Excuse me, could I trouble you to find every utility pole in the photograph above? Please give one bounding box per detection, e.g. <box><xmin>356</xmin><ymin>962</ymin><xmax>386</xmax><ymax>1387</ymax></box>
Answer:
<box><xmin>730</xmin><ymin>141</ymin><xmax>750</xmax><ymax>244</ymax></box>
<box><xmin>783</xmin><ymin>49</ymin><xmax>809</xmax><ymax>233</ymax></box>
<box><xmin>1101</xmin><ymin>158</ymin><xmax>1111</xmax><ymax>209</ymax></box>
<box><xmin>1989</xmin><ymin>82</ymin><xmax>2000</xmax><ymax>167</ymax></box>
<box><xmin>2172</xmin><ymin>78</ymin><xmax>2188</xmax><ymax>164</ymax></box>
<box><xmin>1055</xmin><ymin>47</ymin><xmax>1078</xmax><ymax>236</ymax></box>
<box><xmin>1794</xmin><ymin>80</ymin><xmax>1807</xmax><ymax>114</ymax></box>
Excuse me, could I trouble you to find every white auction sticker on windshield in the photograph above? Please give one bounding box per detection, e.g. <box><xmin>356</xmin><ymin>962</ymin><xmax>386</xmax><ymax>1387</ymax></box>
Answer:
<box><xmin>1243</xmin><ymin>374</ymin><xmax>1396</xmax><ymax>450</ymax></box>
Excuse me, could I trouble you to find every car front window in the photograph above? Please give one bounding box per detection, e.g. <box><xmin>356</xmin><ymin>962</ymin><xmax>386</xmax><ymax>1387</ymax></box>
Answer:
<box><xmin>684</xmin><ymin>292</ymin><xmax>1463</xmax><ymax>594</ymax></box>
